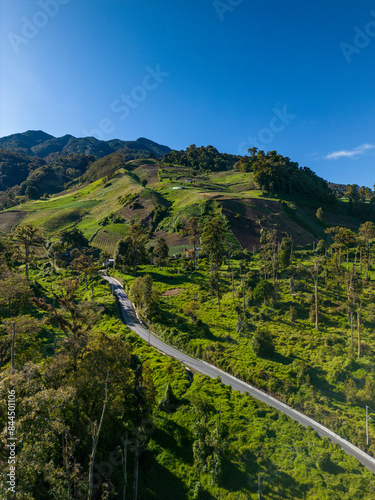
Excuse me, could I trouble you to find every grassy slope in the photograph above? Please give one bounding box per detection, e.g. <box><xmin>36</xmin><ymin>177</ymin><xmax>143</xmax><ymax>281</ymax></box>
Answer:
<box><xmin>6</xmin><ymin>264</ymin><xmax>371</xmax><ymax>499</ymax></box>
<box><xmin>0</xmin><ymin>161</ymin><xmax>362</xmax><ymax>252</ymax></box>
<box><xmin>113</xmin><ymin>250</ymin><xmax>375</xmax><ymax>462</ymax></box>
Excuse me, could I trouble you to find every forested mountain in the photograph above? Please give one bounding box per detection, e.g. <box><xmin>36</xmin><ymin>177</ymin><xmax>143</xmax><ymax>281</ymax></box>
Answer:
<box><xmin>0</xmin><ymin>131</ymin><xmax>171</xmax><ymax>160</ymax></box>
<box><xmin>0</xmin><ymin>131</ymin><xmax>172</xmax><ymax>209</ymax></box>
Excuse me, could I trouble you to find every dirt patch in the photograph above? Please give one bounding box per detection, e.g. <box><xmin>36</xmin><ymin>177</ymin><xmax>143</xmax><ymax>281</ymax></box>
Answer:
<box><xmin>161</xmin><ymin>288</ymin><xmax>183</xmax><ymax>296</ymax></box>
<box><xmin>220</xmin><ymin>198</ymin><xmax>316</xmax><ymax>249</ymax></box>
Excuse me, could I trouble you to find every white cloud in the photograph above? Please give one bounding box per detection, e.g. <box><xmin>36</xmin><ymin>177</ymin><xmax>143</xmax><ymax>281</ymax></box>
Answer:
<box><xmin>325</xmin><ymin>144</ymin><xmax>375</xmax><ymax>160</ymax></box>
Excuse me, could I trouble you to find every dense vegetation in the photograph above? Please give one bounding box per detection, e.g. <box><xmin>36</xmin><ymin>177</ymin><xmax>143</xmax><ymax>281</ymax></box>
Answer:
<box><xmin>1</xmin><ymin>227</ymin><xmax>374</xmax><ymax>499</ymax></box>
<box><xmin>161</xmin><ymin>145</ymin><xmax>239</xmax><ymax>172</ymax></box>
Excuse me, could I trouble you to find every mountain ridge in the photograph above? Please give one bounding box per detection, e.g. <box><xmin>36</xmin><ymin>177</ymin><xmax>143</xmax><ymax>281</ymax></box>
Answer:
<box><xmin>0</xmin><ymin>130</ymin><xmax>171</xmax><ymax>160</ymax></box>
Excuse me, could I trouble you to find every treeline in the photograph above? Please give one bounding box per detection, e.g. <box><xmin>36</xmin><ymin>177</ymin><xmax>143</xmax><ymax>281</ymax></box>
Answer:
<box><xmin>235</xmin><ymin>149</ymin><xmax>336</xmax><ymax>205</ymax></box>
<box><xmin>161</xmin><ymin>144</ymin><xmax>239</xmax><ymax>172</ymax></box>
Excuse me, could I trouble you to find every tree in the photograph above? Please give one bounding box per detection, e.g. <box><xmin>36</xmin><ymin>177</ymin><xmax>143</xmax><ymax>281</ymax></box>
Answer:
<box><xmin>13</xmin><ymin>224</ymin><xmax>44</xmax><ymax>279</ymax></box>
<box><xmin>158</xmin><ymin>383</ymin><xmax>179</xmax><ymax>413</ymax></box>
<box><xmin>115</xmin><ymin>222</ymin><xmax>148</xmax><ymax>275</ymax></box>
<box><xmin>153</xmin><ymin>237</ymin><xmax>169</xmax><ymax>270</ymax></box>
<box><xmin>0</xmin><ymin>272</ymin><xmax>31</xmax><ymax>317</ymax></box>
<box><xmin>0</xmin><ymin>315</ymin><xmax>41</xmax><ymax>371</ymax></box>
<box><xmin>88</xmin><ymin>373</ymin><xmax>109</xmax><ymax>500</ymax></box>
<box><xmin>279</xmin><ymin>236</ymin><xmax>293</xmax><ymax>269</ymax></box>
<box><xmin>316</xmin><ymin>207</ymin><xmax>324</xmax><ymax>222</ymax></box>
<box><xmin>200</xmin><ymin>217</ymin><xmax>227</xmax><ymax>269</ymax></box>
<box><xmin>309</xmin><ymin>260</ymin><xmax>320</xmax><ymax>330</ymax></box>
<box><xmin>187</xmin><ymin>217</ymin><xmax>200</xmax><ymax>269</ymax></box>
<box><xmin>25</xmin><ymin>185</ymin><xmax>39</xmax><ymax>200</ymax></box>
<box><xmin>128</xmin><ymin>274</ymin><xmax>159</xmax><ymax>319</ymax></box>
<box><xmin>252</xmin><ymin>329</ymin><xmax>275</xmax><ymax>357</ymax></box>
<box><xmin>71</xmin><ymin>251</ymin><xmax>96</xmax><ymax>291</ymax></box>
<box><xmin>345</xmin><ymin>184</ymin><xmax>360</xmax><ymax>204</ymax></box>
<box><xmin>34</xmin><ymin>279</ymin><xmax>103</xmax><ymax>366</ymax></box>
<box><xmin>60</xmin><ymin>228</ymin><xmax>89</xmax><ymax>250</ymax></box>
<box><xmin>252</xmin><ymin>280</ymin><xmax>274</xmax><ymax>306</ymax></box>
<box><xmin>200</xmin><ymin>217</ymin><xmax>228</xmax><ymax>310</ymax></box>
<box><xmin>359</xmin><ymin>221</ymin><xmax>375</xmax><ymax>280</ymax></box>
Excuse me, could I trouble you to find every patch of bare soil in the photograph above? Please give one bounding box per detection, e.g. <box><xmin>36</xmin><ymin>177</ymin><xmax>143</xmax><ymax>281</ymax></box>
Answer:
<box><xmin>220</xmin><ymin>198</ymin><xmax>316</xmax><ymax>249</ymax></box>
<box><xmin>161</xmin><ymin>288</ymin><xmax>183</xmax><ymax>296</ymax></box>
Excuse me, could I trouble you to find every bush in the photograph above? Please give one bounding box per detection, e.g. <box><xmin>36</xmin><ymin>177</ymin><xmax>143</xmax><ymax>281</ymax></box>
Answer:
<box><xmin>158</xmin><ymin>383</ymin><xmax>179</xmax><ymax>413</ymax></box>
<box><xmin>252</xmin><ymin>329</ymin><xmax>275</xmax><ymax>358</ymax></box>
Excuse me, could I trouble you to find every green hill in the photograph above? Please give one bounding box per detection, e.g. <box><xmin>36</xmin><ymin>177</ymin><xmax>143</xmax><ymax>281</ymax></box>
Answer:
<box><xmin>2</xmin><ymin>141</ymin><xmax>375</xmax><ymax>498</ymax></box>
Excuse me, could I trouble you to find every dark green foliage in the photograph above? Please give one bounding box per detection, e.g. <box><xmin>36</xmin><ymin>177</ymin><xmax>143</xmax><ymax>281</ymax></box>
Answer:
<box><xmin>128</xmin><ymin>274</ymin><xmax>159</xmax><ymax>319</ymax></box>
<box><xmin>115</xmin><ymin>222</ymin><xmax>148</xmax><ymax>275</ymax></box>
<box><xmin>253</xmin><ymin>280</ymin><xmax>275</xmax><ymax>305</ymax></box>
<box><xmin>82</xmin><ymin>152</ymin><xmax>129</xmax><ymax>181</ymax></box>
<box><xmin>252</xmin><ymin>149</ymin><xmax>336</xmax><ymax>205</ymax></box>
<box><xmin>0</xmin><ymin>148</ymin><xmax>45</xmax><ymax>191</ymax></box>
<box><xmin>279</xmin><ymin>236</ymin><xmax>293</xmax><ymax>268</ymax></box>
<box><xmin>316</xmin><ymin>451</ymin><xmax>332</xmax><ymax>471</ymax></box>
<box><xmin>60</xmin><ymin>227</ymin><xmax>89</xmax><ymax>249</ymax></box>
<box><xmin>153</xmin><ymin>237</ymin><xmax>169</xmax><ymax>269</ymax></box>
<box><xmin>162</xmin><ymin>144</ymin><xmax>239</xmax><ymax>172</ymax></box>
<box><xmin>251</xmin><ymin>329</ymin><xmax>275</xmax><ymax>357</ymax></box>
<box><xmin>25</xmin><ymin>185</ymin><xmax>39</xmax><ymax>200</ymax></box>
<box><xmin>158</xmin><ymin>382</ymin><xmax>179</xmax><ymax>413</ymax></box>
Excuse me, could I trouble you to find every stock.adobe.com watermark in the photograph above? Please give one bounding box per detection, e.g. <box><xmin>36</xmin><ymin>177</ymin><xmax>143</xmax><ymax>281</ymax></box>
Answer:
<box><xmin>340</xmin><ymin>11</ymin><xmax>375</xmax><ymax>63</ymax></box>
<box><xmin>8</xmin><ymin>0</ymin><xmax>72</xmax><ymax>54</ymax></box>
<box><xmin>7</xmin><ymin>390</ymin><xmax>17</xmax><ymax>494</ymax></box>
<box><xmin>238</xmin><ymin>106</ymin><xmax>296</xmax><ymax>155</ymax></box>
<box><xmin>82</xmin><ymin>65</ymin><xmax>169</xmax><ymax>141</ymax></box>
<box><xmin>213</xmin><ymin>0</ymin><xmax>244</xmax><ymax>22</ymax></box>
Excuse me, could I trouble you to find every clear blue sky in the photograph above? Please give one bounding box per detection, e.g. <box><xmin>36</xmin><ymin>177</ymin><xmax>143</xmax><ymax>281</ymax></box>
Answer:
<box><xmin>1</xmin><ymin>0</ymin><xmax>375</xmax><ymax>187</ymax></box>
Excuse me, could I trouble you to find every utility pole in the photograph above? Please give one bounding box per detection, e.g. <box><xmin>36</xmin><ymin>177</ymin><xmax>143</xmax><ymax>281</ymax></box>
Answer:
<box><xmin>148</xmin><ymin>322</ymin><xmax>152</xmax><ymax>344</ymax></box>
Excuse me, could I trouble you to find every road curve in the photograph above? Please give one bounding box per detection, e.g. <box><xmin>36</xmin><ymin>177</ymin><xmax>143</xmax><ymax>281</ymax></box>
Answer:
<box><xmin>102</xmin><ymin>274</ymin><xmax>375</xmax><ymax>473</ymax></box>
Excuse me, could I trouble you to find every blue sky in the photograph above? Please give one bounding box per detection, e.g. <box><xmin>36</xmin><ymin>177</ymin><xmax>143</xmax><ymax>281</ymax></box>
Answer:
<box><xmin>1</xmin><ymin>0</ymin><xmax>375</xmax><ymax>187</ymax></box>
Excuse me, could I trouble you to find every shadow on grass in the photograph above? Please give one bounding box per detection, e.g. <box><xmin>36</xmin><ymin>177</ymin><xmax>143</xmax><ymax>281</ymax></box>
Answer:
<box><xmin>270</xmin><ymin>352</ymin><xmax>294</xmax><ymax>366</ymax></box>
<box><xmin>138</xmin><ymin>450</ymin><xmax>189</xmax><ymax>500</ymax></box>
<box><xmin>151</xmin><ymin>418</ymin><xmax>194</xmax><ymax>465</ymax></box>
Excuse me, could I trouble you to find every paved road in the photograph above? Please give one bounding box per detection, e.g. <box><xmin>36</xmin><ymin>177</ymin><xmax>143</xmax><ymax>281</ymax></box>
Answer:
<box><xmin>103</xmin><ymin>274</ymin><xmax>375</xmax><ymax>473</ymax></box>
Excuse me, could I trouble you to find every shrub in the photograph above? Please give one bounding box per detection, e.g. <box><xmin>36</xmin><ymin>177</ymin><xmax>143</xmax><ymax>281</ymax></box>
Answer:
<box><xmin>252</xmin><ymin>329</ymin><xmax>275</xmax><ymax>358</ymax></box>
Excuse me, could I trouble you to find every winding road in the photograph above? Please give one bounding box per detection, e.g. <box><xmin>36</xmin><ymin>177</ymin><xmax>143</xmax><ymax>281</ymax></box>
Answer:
<box><xmin>102</xmin><ymin>273</ymin><xmax>375</xmax><ymax>473</ymax></box>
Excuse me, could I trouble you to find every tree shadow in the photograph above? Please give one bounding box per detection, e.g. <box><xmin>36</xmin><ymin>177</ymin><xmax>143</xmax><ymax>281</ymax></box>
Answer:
<box><xmin>138</xmin><ymin>451</ymin><xmax>189</xmax><ymax>500</ymax></box>
<box><xmin>270</xmin><ymin>352</ymin><xmax>294</xmax><ymax>366</ymax></box>
<box><xmin>151</xmin><ymin>418</ymin><xmax>194</xmax><ymax>465</ymax></box>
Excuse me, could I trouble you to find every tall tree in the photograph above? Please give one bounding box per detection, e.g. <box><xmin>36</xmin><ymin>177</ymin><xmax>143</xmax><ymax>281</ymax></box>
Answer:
<box><xmin>13</xmin><ymin>224</ymin><xmax>44</xmax><ymax>279</ymax></box>
<box><xmin>115</xmin><ymin>222</ymin><xmax>148</xmax><ymax>275</ymax></box>
<box><xmin>200</xmin><ymin>217</ymin><xmax>228</xmax><ymax>310</ymax></box>
<box><xmin>153</xmin><ymin>237</ymin><xmax>169</xmax><ymax>270</ymax></box>
<box><xmin>128</xmin><ymin>274</ymin><xmax>159</xmax><ymax>320</ymax></box>
<box><xmin>309</xmin><ymin>260</ymin><xmax>320</xmax><ymax>330</ymax></box>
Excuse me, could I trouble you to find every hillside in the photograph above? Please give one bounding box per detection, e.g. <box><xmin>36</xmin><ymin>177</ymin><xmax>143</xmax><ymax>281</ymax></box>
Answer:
<box><xmin>2</xmin><ymin>142</ymin><xmax>375</xmax><ymax>498</ymax></box>
<box><xmin>0</xmin><ymin>131</ymin><xmax>171</xmax><ymax>210</ymax></box>
<box><xmin>1</xmin><ymin>153</ymin><xmax>371</xmax><ymax>253</ymax></box>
